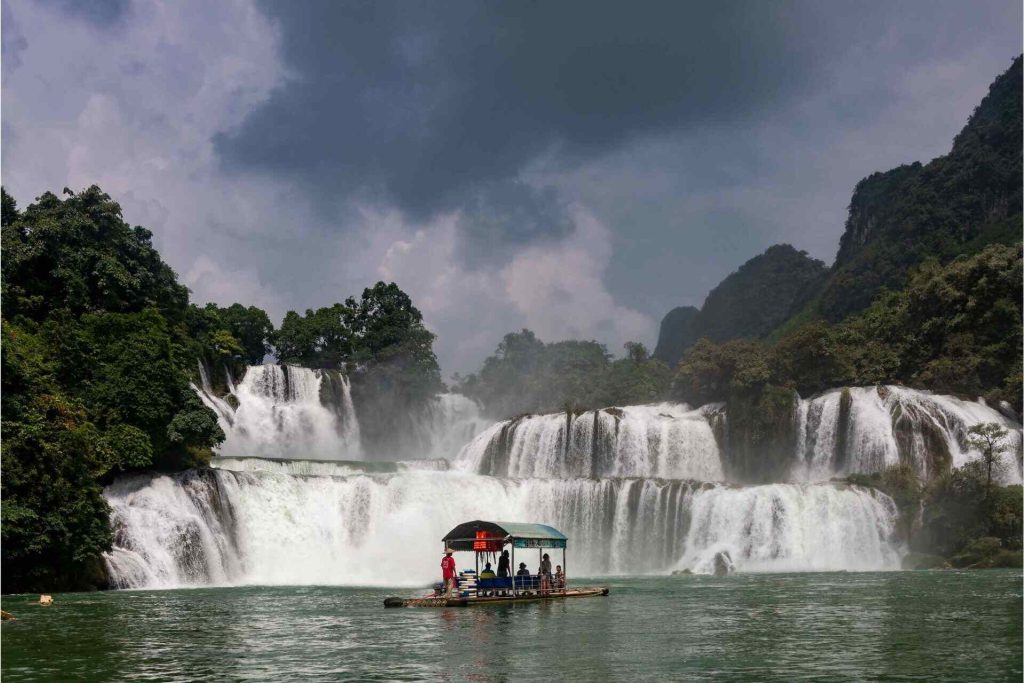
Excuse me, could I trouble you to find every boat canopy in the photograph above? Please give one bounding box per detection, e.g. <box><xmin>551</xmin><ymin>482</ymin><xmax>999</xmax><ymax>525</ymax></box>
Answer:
<box><xmin>443</xmin><ymin>520</ymin><xmax>568</xmax><ymax>550</ymax></box>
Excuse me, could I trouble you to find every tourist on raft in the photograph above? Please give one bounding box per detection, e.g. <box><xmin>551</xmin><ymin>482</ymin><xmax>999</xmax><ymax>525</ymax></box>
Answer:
<box><xmin>554</xmin><ymin>565</ymin><xmax>565</xmax><ymax>591</ymax></box>
<box><xmin>516</xmin><ymin>561</ymin><xmax>532</xmax><ymax>593</ymax></box>
<box><xmin>497</xmin><ymin>549</ymin><xmax>511</xmax><ymax>595</ymax></box>
<box><xmin>539</xmin><ymin>553</ymin><xmax>552</xmax><ymax>594</ymax></box>
<box><xmin>479</xmin><ymin>562</ymin><xmax>497</xmax><ymax>596</ymax></box>
<box><xmin>441</xmin><ymin>548</ymin><xmax>457</xmax><ymax>596</ymax></box>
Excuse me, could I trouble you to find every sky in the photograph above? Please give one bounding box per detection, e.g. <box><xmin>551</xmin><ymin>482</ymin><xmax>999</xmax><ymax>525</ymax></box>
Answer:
<box><xmin>2</xmin><ymin>0</ymin><xmax>1020</xmax><ymax>376</ymax></box>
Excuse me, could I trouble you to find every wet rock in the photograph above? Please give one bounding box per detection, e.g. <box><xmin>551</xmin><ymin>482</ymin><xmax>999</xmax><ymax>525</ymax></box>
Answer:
<box><xmin>713</xmin><ymin>551</ymin><xmax>734</xmax><ymax>577</ymax></box>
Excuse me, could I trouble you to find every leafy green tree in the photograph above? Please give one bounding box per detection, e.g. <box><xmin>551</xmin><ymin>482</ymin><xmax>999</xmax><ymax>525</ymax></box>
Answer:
<box><xmin>217</xmin><ymin>303</ymin><xmax>274</xmax><ymax>364</ymax></box>
<box><xmin>346</xmin><ymin>282</ymin><xmax>441</xmax><ymax>401</ymax></box>
<box><xmin>966</xmin><ymin>423</ymin><xmax>1009</xmax><ymax>503</ymax></box>
<box><xmin>2</xmin><ymin>186</ymin><xmax>189</xmax><ymax>322</ymax></box>
<box><xmin>274</xmin><ymin>304</ymin><xmax>355</xmax><ymax>368</ymax></box>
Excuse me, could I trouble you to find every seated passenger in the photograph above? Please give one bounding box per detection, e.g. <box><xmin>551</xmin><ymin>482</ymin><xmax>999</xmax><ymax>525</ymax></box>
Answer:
<box><xmin>479</xmin><ymin>562</ymin><xmax>497</xmax><ymax>596</ymax></box>
<box><xmin>554</xmin><ymin>565</ymin><xmax>565</xmax><ymax>591</ymax></box>
<box><xmin>516</xmin><ymin>562</ymin><xmax>533</xmax><ymax>592</ymax></box>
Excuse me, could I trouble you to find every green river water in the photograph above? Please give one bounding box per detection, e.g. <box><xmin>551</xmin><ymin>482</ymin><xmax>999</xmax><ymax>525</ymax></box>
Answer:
<box><xmin>2</xmin><ymin>570</ymin><xmax>1020</xmax><ymax>682</ymax></box>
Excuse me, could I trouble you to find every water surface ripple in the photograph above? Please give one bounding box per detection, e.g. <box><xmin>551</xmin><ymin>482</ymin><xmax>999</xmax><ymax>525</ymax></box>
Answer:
<box><xmin>2</xmin><ymin>571</ymin><xmax>1020</xmax><ymax>681</ymax></box>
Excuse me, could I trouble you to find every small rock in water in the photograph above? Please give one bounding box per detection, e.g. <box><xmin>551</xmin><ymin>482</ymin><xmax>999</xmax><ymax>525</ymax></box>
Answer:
<box><xmin>713</xmin><ymin>551</ymin><xmax>734</xmax><ymax>577</ymax></box>
<box><xmin>1</xmin><ymin>609</ymin><xmax>15</xmax><ymax>620</ymax></box>
<box><xmin>39</xmin><ymin>595</ymin><xmax>53</xmax><ymax>606</ymax></box>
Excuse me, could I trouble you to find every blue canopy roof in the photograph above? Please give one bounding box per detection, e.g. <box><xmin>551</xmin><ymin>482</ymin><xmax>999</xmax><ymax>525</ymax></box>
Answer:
<box><xmin>442</xmin><ymin>520</ymin><xmax>568</xmax><ymax>550</ymax></box>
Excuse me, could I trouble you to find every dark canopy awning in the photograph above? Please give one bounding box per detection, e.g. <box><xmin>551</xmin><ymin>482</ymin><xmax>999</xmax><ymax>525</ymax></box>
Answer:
<box><xmin>442</xmin><ymin>520</ymin><xmax>568</xmax><ymax>550</ymax></box>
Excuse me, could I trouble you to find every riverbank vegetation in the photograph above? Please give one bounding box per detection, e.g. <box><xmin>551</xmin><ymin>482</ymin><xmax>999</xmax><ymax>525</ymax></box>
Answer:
<box><xmin>2</xmin><ymin>187</ymin><xmax>227</xmax><ymax>591</ymax></box>
<box><xmin>850</xmin><ymin>431</ymin><xmax>1023</xmax><ymax>570</ymax></box>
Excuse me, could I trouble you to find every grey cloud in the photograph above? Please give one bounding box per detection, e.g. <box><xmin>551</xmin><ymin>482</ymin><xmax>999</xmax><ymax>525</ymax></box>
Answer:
<box><xmin>39</xmin><ymin>0</ymin><xmax>129</xmax><ymax>26</ymax></box>
<box><xmin>1</xmin><ymin>3</ymin><xmax>28</xmax><ymax>71</ymax></box>
<box><xmin>455</xmin><ymin>181</ymin><xmax>573</xmax><ymax>266</ymax></box>
<box><xmin>215</xmin><ymin>1</ymin><xmax>823</xmax><ymax>230</ymax></box>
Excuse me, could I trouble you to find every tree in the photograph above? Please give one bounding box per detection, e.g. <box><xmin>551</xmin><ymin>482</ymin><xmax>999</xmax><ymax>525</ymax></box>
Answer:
<box><xmin>1</xmin><ymin>186</ymin><xmax>189</xmax><ymax>322</ymax></box>
<box><xmin>624</xmin><ymin>341</ymin><xmax>649</xmax><ymax>363</ymax></box>
<box><xmin>274</xmin><ymin>304</ymin><xmax>355</xmax><ymax>368</ymax></box>
<box><xmin>218</xmin><ymin>303</ymin><xmax>274</xmax><ymax>364</ymax></box>
<box><xmin>966</xmin><ymin>423</ymin><xmax>1009</xmax><ymax>502</ymax></box>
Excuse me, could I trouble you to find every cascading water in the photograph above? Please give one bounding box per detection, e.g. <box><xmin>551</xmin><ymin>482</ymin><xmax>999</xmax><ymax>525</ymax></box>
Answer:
<box><xmin>792</xmin><ymin>386</ymin><xmax>1023</xmax><ymax>483</ymax></box>
<box><xmin>104</xmin><ymin>383</ymin><xmax>1019</xmax><ymax>589</ymax></box>
<box><xmin>408</xmin><ymin>393</ymin><xmax>494</xmax><ymax>460</ymax></box>
<box><xmin>194</xmin><ymin>364</ymin><xmax>489</xmax><ymax>462</ymax></box>
<box><xmin>103</xmin><ymin>466</ymin><xmax>899</xmax><ymax>588</ymax></box>
<box><xmin>455</xmin><ymin>403</ymin><xmax>724</xmax><ymax>481</ymax></box>
<box><xmin>461</xmin><ymin>388</ymin><xmax>1022</xmax><ymax>484</ymax></box>
<box><xmin>203</xmin><ymin>364</ymin><xmax>362</xmax><ymax>461</ymax></box>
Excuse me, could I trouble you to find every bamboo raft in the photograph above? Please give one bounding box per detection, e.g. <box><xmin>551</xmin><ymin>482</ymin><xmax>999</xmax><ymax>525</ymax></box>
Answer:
<box><xmin>384</xmin><ymin>520</ymin><xmax>610</xmax><ymax>609</ymax></box>
<box><xmin>385</xmin><ymin>586</ymin><xmax>609</xmax><ymax>608</ymax></box>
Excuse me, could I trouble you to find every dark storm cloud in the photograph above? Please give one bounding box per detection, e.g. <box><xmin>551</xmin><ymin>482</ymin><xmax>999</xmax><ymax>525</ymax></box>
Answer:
<box><xmin>215</xmin><ymin>0</ymin><xmax>823</xmax><ymax>237</ymax></box>
<box><xmin>39</xmin><ymin>0</ymin><xmax>129</xmax><ymax>26</ymax></box>
<box><xmin>1</xmin><ymin>2</ymin><xmax>28</xmax><ymax>70</ymax></box>
<box><xmin>455</xmin><ymin>181</ymin><xmax>573</xmax><ymax>265</ymax></box>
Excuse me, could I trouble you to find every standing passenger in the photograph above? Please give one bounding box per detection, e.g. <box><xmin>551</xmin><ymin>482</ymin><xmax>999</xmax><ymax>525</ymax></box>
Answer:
<box><xmin>497</xmin><ymin>549</ymin><xmax>511</xmax><ymax>596</ymax></box>
<box><xmin>441</xmin><ymin>548</ymin><xmax>457</xmax><ymax>596</ymax></box>
<box><xmin>539</xmin><ymin>553</ymin><xmax>552</xmax><ymax>594</ymax></box>
<box><xmin>497</xmin><ymin>549</ymin><xmax>510</xmax><ymax>577</ymax></box>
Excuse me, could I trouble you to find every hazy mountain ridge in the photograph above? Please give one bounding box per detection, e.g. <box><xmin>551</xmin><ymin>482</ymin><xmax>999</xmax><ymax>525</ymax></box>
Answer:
<box><xmin>657</xmin><ymin>56</ymin><xmax>1022</xmax><ymax>359</ymax></box>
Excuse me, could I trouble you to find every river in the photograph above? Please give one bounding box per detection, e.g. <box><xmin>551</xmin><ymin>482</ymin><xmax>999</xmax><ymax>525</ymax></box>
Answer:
<box><xmin>2</xmin><ymin>570</ymin><xmax>1020</xmax><ymax>681</ymax></box>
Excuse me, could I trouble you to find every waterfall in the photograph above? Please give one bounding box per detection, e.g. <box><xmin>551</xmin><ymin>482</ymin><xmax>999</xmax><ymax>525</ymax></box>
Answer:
<box><xmin>192</xmin><ymin>362</ymin><xmax>235</xmax><ymax>427</ymax></box>
<box><xmin>205</xmin><ymin>364</ymin><xmax>362</xmax><ymax>461</ymax></box>
<box><xmin>103</xmin><ymin>467</ymin><xmax>899</xmax><ymax>588</ymax></box>
<box><xmin>407</xmin><ymin>393</ymin><xmax>492</xmax><ymax>460</ymax></box>
<box><xmin>676</xmin><ymin>483</ymin><xmax>899</xmax><ymax>573</ymax></box>
<box><xmin>791</xmin><ymin>386</ymin><xmax>1023</xmax><ymax>482</ymax></box>
<box><xmin>194</xmin><ymin>365</ymin><xmax>489</xmax><ymax>461</ymax></box>
<box><xmin>105</xmin><ymin>382</ymin><xmax>1020</xmax><ymax>589</ymax></box>
<box><xmin>455</xmin><ymin>403</ymin><xmax>724</xmax><ymax>481</ymax></box>
<box><xmin>458</xmin><ymin>390</ymin><xmax>1021</xmax><ymax>483</ymax></box>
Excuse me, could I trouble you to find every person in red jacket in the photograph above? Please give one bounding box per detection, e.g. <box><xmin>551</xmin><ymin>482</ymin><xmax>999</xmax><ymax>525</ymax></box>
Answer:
<box><xmin>441</xmin><ymin>548</ymin><xmax>457</xmax><ymax>596</ymax></box>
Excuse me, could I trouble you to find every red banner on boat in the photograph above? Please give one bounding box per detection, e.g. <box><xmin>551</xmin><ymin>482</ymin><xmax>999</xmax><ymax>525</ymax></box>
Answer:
<box><xmin>473</xmin><ymin>530</ymin><xmax>502</xmax><ymax>552</ymax></box>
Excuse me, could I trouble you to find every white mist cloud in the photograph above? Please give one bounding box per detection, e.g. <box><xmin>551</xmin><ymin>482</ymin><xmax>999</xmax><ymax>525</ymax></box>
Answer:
<box><xmin>376</xmin><ymin>207</ymin><xmax>653</xmax><ymax>375</ymax></box>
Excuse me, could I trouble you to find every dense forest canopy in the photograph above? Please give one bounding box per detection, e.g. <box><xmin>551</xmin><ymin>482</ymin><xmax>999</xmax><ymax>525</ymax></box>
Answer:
<box><xmin>2</xmin><ymin>187</ymin><xmax>225</xmax><ymax>591</ymax></box>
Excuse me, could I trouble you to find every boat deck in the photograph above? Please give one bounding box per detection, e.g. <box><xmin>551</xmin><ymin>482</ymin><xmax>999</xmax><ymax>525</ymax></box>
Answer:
<box><xmin>384</xmin><ymin>587</ymin><xmax>609</xmax><ymax>608</ymax></box>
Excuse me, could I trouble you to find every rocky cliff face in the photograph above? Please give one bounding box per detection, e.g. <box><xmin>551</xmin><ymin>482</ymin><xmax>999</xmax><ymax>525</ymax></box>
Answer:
<box><xmin>653</xmin><ymin>306</ymin><xmax>699</xmax><ymax>366</ymax></box>
<box><xmin>655</xmin><ymin>57</ymin><xmax>1022</xmax><ymax>343</ymax></box>
<box><xmin>821</xmin><ymin>56</ymin><xmax>1022</xmax><ymax>321</ymax></box>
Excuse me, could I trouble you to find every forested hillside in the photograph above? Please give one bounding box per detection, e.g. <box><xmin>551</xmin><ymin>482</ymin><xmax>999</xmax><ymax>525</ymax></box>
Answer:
<box><xmin>655</xmin><ymin>55</ymin><xmax>1022</xmax><ymax>404</ymax></box>
<box><xmin>1</xmin><ymin>187</ymin><xmax>228</xmax><ymax>591</ymax></box>
<box><xmin>653</xmin><ymin>245</ymin><xmax>827</xmax><ymax>366</ymax></box>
